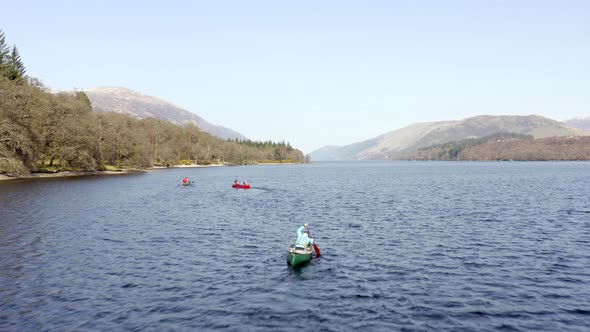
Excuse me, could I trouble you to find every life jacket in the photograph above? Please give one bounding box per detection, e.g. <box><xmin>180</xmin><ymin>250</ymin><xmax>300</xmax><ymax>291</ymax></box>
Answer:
<box><xmin>296</xmin><ymin>233</ymin><xmax>313</xmax><ymax>246</ymax></box>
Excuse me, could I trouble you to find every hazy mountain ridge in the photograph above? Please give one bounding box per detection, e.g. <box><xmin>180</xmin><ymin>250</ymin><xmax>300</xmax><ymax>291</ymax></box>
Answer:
<box><xmin>311</xmin><ymin>115</ymin><xmax>590</xmax><ymax>161</ymax></box>
<box><xmin>84</xmin><ymin>87</ymin><xmax>247</xmax><ymax>140</ymax></box>
<box><xmin>356</xmin><ymin>121</ymin><xmax>457</xmax><ymax>160</ymax></box>
<box><xmin>563</xmin><ymin>117</ymin><xmax>590</xmax><ymax>132</ymax></box>
<box><xmin>312</xmin><ymin>138</ymin><xmax>381</xmax><ymax>161</ymax></box>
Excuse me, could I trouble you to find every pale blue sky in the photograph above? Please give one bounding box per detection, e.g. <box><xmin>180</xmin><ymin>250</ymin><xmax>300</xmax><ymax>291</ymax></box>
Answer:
<box><xmin>3</xmin><ymin>1</ymin><xmax>589</xmax><ymax>153</ymax></box>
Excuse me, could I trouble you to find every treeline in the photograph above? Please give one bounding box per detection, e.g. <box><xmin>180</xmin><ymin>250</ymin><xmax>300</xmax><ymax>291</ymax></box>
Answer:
<box><xmin>401</xmin><ymin>132</ymin><xmax>590</xmax><ymax>161</ymax></box>
<box><xmin>0</xmin><ymin>30</ymin><xmax>304</xmax><ymax>176</ymax></box>
<box><xmin>227</xmin><ymin>138</ymin><xmax>298</xmax><ymax>161</ymax></box>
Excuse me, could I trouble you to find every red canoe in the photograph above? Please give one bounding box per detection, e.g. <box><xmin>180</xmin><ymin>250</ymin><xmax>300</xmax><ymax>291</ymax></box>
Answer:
<box><xmin>232</xmin><ymin>184</ymin><xmax>251</xmax><ymax>189</ymax></box>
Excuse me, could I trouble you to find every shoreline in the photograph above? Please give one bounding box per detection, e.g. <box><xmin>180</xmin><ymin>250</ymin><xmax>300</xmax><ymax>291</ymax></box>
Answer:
<box><xmin>255</xmin><ymin>162</ymin><xmax>297</xmax><ymax>165</ymax></box>
<box><xmin>0</xmin><ymin>169</ymin><xmax>145</xmax><ymax>181</ymax></box>
<box><xmin>0</xmin><ymin>162</ymin><xmax>301</xmax><ymax>181</ymax></box>
<box><xmin>0</xmin><ymin>164</ymin><xmax>222</xmax><ymax>181</ymax></box>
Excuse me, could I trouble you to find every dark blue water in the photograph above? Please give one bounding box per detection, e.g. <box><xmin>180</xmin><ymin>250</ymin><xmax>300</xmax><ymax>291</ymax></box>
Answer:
<box><xmin>1</xmin><ymin>162</ymin><xmax>589</xmax><ymax>331</ymax></box>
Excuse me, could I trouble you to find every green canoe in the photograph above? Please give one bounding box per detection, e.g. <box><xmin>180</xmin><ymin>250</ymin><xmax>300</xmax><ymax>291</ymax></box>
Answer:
<box><xmin>287</xmin><ymin>245</ymin><xmax>313</xmax><ymax>266</ymax></box>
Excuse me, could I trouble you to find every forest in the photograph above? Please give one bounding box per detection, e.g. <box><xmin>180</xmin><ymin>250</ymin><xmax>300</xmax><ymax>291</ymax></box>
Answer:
<box><xmin>402</xmin><ymin>132</ymin><xmax>590</xmax><ymax>161</ymax></box>
<box><xmin>0</xmin><ymin>30</ymin><xmax>304</xmax><ymax>176</ymax></box>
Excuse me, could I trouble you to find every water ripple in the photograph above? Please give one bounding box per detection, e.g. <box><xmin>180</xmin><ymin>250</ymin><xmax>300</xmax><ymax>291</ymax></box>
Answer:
<box><xmin>1</xmin><ymin>162</ymin><xmax>589</xmax><ymax>331</ymax></box>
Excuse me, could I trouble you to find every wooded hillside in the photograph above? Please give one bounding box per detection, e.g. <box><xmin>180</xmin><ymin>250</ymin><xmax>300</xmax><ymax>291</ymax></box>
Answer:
<box><xmin>402</xmin><ymin>132</ymin><xmax>590</xmax><ymax>161</ymax></box>
<box><xmin>0</xmin><ymin>30</ymin><xmax>304</xmax><ymax>176</ymax></box>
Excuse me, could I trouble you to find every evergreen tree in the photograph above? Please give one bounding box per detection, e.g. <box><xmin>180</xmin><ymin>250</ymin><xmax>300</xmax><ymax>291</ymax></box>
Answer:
<box><xmin>0</xmin><ymin>30</ymin><xmax>10</xmax><ymax>71</ymax></box>
<box><xmin>75</xmin><ymin>91</ymin><xmax>92</xmax><ymax>110</ymax></box>
<box><xmin>8</xmin><ymin>45</ymin><xmax>26</xmax><ymax>80</ymax></box>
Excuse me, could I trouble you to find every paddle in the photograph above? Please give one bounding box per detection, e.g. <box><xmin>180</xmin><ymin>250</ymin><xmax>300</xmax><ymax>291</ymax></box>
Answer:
<box><xmin>306</xmin><ymin>225</ymin><xmax>321</xmax><ymax>257</ymax></box>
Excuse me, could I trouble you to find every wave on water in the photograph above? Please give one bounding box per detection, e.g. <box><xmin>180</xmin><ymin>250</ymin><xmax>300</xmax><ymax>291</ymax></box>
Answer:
<box><xmin>1</xmin><ymin>162</ymin><xmax>589</xmax><ymax>331</ymax></box>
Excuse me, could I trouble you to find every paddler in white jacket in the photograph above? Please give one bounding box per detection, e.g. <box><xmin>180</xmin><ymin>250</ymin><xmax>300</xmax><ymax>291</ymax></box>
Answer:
<box><xmin>296</xmin><ymin>223</ymin><xmax>314</xmax><ymax>248</ymax></box>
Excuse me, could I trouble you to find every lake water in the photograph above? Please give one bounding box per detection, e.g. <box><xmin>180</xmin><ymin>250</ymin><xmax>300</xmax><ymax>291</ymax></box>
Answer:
<box><xmin>1</xmin><ymin>162</ymin><xmax>589</xmax><ymax>331</ymax></box>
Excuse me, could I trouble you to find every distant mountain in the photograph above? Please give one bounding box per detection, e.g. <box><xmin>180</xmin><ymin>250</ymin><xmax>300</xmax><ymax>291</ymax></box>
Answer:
<box><xmin>563</xmin><ymin>117</ymin><xmax>590</xmax><ymax>132</ymax></box>
<box><xmin>311</xmin><ymin>115</ymin><xmax>590</xmax><ymax>161</ymax></box>
<box><xmin>84</xmin><ymin>87</ymin><xmax>247</xmax><ymax>140</ymax></box>
<box><xmin>309</xmin><ymin>139</ymin><xmax>379</xmax><ymax>161</ymax></box>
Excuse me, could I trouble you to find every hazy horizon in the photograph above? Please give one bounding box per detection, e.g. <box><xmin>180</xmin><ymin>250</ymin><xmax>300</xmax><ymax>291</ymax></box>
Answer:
<box><xmin>3</xmin><ymin>1</ymin><xmax>589</xmax><ymax>153</ymax></box>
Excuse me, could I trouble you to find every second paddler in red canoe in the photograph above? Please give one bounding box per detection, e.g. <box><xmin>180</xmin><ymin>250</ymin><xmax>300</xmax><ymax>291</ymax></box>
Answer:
<box><xmin>232</xmin><ymin>179</ymin><xmax>251</xmax><ymax>189</ymax></box>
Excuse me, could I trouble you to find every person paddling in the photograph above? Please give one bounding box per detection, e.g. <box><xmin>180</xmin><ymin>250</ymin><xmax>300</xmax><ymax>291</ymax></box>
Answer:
<box><xmin>294</xmin><ymin>223</ymin><xmax>314</xmax><ymax>252</ymax></box>
<box><xmin>183</xmin><ymin>177</ymin><xmax>190</xmax><ymax>185</ymax></box>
